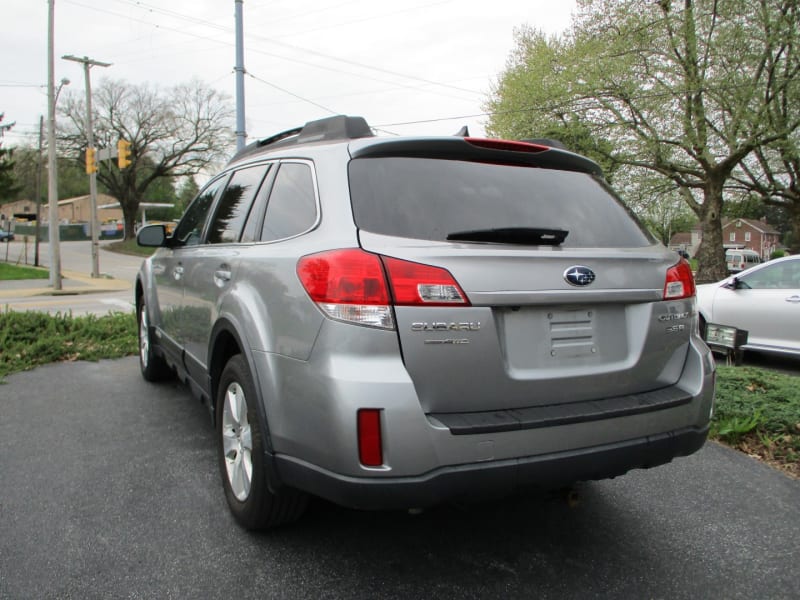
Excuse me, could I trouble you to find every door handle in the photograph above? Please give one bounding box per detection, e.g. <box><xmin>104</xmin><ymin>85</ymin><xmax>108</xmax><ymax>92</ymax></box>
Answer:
<box><xmin>214</xmin><ymin>267</ymin><xmax>232</xmax><ymax>288</ymax></box>
<box><xmin>786</xmin><ymin>295</ymin><xmax>800</xmax><ymax>304</ymax></box>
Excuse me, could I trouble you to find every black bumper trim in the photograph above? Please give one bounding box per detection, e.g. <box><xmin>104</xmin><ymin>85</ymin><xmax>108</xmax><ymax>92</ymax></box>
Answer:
<box><xmin>428</xmin><ymin>385</ymin><xmax>692</xmax><ymax>435</ymax></box>
<box><xmin>275</xmin><ymin>425</ymin><xmax>709</xmax><ymax>510</ymax></box>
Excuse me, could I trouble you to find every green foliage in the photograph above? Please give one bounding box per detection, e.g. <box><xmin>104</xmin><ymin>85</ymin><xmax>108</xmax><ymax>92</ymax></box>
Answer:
<box><xmin>0</xmin><ymin>263</ymin><xmax>49</xmax><ymax>281</ymax></box>
<box><xmin>770</xmin><ymin>249</ymin><xmax>786</xmax><ymax>260</ymax></box>
<box><xmin>486</xmin><ymin>0</ymin><xmax>800</xmax><ymax>282</ymax></box>
<box><xmin>0</xmin><ymin>310</ymin><xmax>137</xmax><ymax>380</ymax></box>
<box><xmin>712</xmin><ymin>366</ymin><xmax>800</xmax><ymax>454</ymax></box>
<box><xmin>4</xmin><ymin>147</ymin><xmax>90</xmax><ymax>203</ymax></box>
<box><xmin>105</xmin><ymin>238</ymin><xmax>157</xmax><ymax>257</ymax></box>
<box><xmin>0</xmin><ymin>146</ymin><xmax>20</xmax><ymax>202</ymax></box>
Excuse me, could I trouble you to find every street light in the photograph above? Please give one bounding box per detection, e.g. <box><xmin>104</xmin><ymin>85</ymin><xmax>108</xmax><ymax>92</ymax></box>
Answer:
<box><xmin>62</xmin><ymin>55</ymin><xmax>111</xmax><ymax>279</ymax></box>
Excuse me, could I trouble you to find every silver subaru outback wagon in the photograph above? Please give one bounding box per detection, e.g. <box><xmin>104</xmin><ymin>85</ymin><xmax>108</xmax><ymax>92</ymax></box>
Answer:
<box><xmin>136</xmin><ymin>115</ymin><xmax>715</xmax><ymax>530</ymax></box>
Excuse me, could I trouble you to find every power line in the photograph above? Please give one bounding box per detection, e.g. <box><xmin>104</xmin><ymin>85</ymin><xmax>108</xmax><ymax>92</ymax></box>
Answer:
<box><xmin>246</xmin><ymin>72</ymin><xmax>338</xmax><ymax>115</ymax></box>
<box><xmin>65</xmin><ymin>0</ymin><xmax>483</xmax><ymax>99</ymax></box>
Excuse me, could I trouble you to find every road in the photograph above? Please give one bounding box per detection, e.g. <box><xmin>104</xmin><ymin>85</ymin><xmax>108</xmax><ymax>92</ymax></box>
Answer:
<box><xmin>0</xmin><ymin>357</ymin><xmax>798</xmax><ymax>599</ymax></box>
<box><xmin>1</xmin><ymin>238</ymin><xmax>141</xmax><ymax>315</ymax></box>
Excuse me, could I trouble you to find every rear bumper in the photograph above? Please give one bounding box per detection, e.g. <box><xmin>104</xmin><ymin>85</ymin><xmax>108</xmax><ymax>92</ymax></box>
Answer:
<box><xmin>275</xmin><ymin>424</ymin><xmax>709</xmax><ymax>510</ymax></box>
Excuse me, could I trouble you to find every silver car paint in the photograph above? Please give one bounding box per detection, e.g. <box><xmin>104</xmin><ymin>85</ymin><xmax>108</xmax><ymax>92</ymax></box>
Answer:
<box><xmin>137</xmin><ymin>133</ymin><xmax>715</xmax><ymax>503</ymax></box>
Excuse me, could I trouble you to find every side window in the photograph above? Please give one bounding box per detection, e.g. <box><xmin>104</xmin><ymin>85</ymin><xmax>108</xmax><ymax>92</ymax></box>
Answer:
<box><xmin>742</xmin><ymin>261</ymin><xmax>800</xmax><ymax>290</ymax></box>
<box><xmin>207</xmin><ymin>166</ymin><xmax>269</xmax><ymax>244</ymax></box>
<box><xmin>241</xmin><ymin>164</ymin><xmax>275</xmax><ymax>243</ymax></box>
<box><xmin>260</xmin><ymin>163</ymin><xmax>317</xmax><ymax>242</ymax></box>
<box><xmin>172</xmin><ymin>177</ymin><xmax>226</xmax><ymax>247</ymax></box>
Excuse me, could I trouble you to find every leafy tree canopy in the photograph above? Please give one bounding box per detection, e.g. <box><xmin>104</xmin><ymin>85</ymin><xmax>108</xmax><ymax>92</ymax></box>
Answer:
<box><xmin>486</xmin><ymin>0</ymin><xmax>799</xmax><ymax>281</ymax></box>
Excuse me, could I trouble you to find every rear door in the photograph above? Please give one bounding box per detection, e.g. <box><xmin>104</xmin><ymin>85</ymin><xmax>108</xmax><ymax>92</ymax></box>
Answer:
<box><xmin>179</xmin><ymin>164</ymin><xmax>270</xmax><ymax>376</ymax></box>
<box><xmin>348</xmin><ymin>148</ymin><xmax>691</xmax><ymax>415</ymax></box>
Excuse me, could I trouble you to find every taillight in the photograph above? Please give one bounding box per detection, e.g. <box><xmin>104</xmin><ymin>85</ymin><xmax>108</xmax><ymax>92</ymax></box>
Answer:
<box><xmin>382</xmin><ymin>256</ymin><xmax>470</xmax><ymax>306</ymax></box>
<box><xmin>297</xmin><ymin>249</ymin><xmax>470</xmax><ymax>328</ymax></box>
<box><xmin>357</xmin><ymin>409</ymin><xmax>383</xmax><ymax>467</ymax></box>
<box><xmin>296</xmin><ymin>249</ymin><xmax>393</xmax><ymax>329</ymax></box>
<box><xmin>663</xmin><ymin>259</ymin><xmax>695</xmax><ymax>300</ymax></box>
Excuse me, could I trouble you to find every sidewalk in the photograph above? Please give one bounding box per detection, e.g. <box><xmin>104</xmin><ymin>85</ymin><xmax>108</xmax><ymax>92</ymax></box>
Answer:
<box><xmin>0</xmin><ymin>269</ymin><xmax>131</xmax><ymax>299</ymax></box>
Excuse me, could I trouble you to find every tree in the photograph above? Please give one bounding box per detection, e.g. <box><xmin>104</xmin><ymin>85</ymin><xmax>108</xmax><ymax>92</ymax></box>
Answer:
<box><xmin>486</xmin><ymin>1</ymin><xmax>799</xmax><ymax>282</ymax></box>
<box><xmin>59</xmin><ymin>79</ymin><xmax>234</xmax><ymax>239</ymax></box>
<box><xmin>0</xmin><ymin>112</ymin><xmax>20</xmax><ymax>202</ymax></box>
<box><xmin>728</xmin><ymin>2</ymin><xmax>800</xmax><ymax>252</ymax></box>
<box><xmin>0</xmin><ymin>147</ymin><xmax>20</xmax><ymax>202</ymax></box>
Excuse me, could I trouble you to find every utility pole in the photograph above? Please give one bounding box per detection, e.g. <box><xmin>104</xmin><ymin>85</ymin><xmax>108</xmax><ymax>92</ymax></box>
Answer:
<box><xmin>63</xmin><ymin>54</ymin><xmax>111</xmax><ymax>279</ymax></box>
<box><xmin>35</xmin><ymin>116</ymin><xmax>44</xmax><ymax>267</ymax></box>
<box><xmin>234</xmin><ymin>0</ymin><xmax>246</xmax><ymax>151</ymax></box>
<box><xmin>47</xmin><ymin>0</ymin><xmax>61</xmax><ymax>289</ymax></box>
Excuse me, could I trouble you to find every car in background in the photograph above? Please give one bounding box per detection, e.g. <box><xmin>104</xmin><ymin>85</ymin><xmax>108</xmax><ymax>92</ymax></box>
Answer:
<box><xmin>135</xmin><ymin>115</ymin><xmax>715</xmax><ymax>530</ymax></box>
<box><xmin>697</xmin><ymin>254</ymin><xmax>800</xmax><ymax>357</ymax></box>
<box><xmin>0</xmin><ymin>228</ymin><xmax>14</xmax><ymax>242</ymax></box>
<box><xmin>725</xmin><ymin>248</ymin><xmax>762</xmax><ymax>273</ymax></box>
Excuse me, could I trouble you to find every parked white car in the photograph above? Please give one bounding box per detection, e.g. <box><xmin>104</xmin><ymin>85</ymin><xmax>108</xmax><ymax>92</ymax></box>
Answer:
<box><xmin>696</xmin><ymin>254</ymin><xmax>800</xmax><ymax>357</ymax></box>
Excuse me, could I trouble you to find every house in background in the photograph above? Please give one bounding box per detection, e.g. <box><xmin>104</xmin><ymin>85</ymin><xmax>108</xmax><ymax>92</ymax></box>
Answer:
<box><xmin>668</xmin><ymin>225</ymin><xmax>702</xmax><ymax>257</ymax></box>
<box><xmin>669</xmin><ymin>218</ymin><xmax>781</xmax><ymax>260</ymax></box>
<box><xmin>722</xmin><ymin>218</ymin><xmax>780</xmax><ymax>259</ymax></box>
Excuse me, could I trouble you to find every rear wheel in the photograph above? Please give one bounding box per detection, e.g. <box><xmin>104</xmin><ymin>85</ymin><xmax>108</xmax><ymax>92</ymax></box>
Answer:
<box><xmin>137</xmin><ymin>296</ymin><xmax>172</xmax><ymax>381</ymax></box>
<box><xmin>217</xmin><ymin>354</ymin><xmax>308</xmax><ymax>530</ymax></box>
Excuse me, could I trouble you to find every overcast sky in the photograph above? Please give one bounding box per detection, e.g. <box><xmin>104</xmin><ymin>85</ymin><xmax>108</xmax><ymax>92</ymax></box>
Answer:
<box><xmin>2</xmin><ymin>0</ymin><xmax>576</xmax><ymax>150</ymax></box>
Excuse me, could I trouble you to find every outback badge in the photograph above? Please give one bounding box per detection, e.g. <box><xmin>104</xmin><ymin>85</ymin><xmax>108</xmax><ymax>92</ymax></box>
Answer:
<box><xmin>564</xmin><ymin>266</ymin><xmax>596</xmax><ymax>287</ymax></box>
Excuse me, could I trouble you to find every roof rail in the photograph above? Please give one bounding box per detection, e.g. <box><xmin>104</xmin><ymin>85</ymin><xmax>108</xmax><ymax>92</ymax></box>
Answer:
<box><xmin>297</xmin><ymin>115</ymin><xmax>374</xmax><ymax>143</ymax></box>
<box><xmin>228</xmin><ymin>115</ymin><xmax>374</xmax><ymax>163</ymax></box>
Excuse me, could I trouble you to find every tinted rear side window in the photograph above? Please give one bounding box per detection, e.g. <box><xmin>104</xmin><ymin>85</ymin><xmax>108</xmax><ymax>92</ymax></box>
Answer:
<box><xmin>348</xmin><ymin>157</ymin><xmax>653</xmax><ymax>248</ymax></box>
<box><xmin>260</xmin><ymin>163</ymin><xmax>317</xmax><ymax>242</ymax></box>
<box><xmin>207</xmin><ymin>165</ymin><xmax>268</xmax><ymax>244</ymax></box>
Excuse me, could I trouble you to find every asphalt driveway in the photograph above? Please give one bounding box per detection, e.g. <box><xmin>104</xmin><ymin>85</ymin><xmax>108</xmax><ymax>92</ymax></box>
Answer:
<box><xmin>1</xmin><ymin>358</ymin><xmax>798</xmax><ymax>599</ymax></box>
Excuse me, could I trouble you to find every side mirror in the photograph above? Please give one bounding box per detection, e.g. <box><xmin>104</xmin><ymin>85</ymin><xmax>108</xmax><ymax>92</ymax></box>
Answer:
<box><xmin>137</xmin><ymin>224</ymin><xmax>168</xmax><ymax>247</ymax></box>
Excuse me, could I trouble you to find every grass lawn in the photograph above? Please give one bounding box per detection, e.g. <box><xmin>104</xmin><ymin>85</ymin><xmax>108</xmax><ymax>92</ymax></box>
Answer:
<box><xmin>0</xmin><ymin>262</ymin><xmax>50</xmax><ymax>280</ymax></box>
<box><xmin>105</xmin><ymin>238</ymin><xmax>156</xmax><ymax>257</ymax></box>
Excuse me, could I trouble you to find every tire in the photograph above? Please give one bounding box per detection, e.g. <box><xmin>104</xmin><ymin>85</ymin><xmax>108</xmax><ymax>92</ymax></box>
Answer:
<box><xmin>217</xmin><ymin>354</ymin><xmax>308</xmax><ymax>530</ymax></box>
<box><xmin>137</xmin><ymin>296</ymin><xmax>172</xmax><ymax>382</ymax></box>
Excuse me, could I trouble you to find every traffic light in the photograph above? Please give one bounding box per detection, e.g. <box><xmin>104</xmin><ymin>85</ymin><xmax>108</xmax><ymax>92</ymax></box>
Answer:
<box><xmin>117</xmin><ymin>139</ymin><xmax>132</xmax><ymax>169</ymax></box>
<box><xmin>85</xmin><ymin>147</ymin><xmax>97</xmax><ymax>174</ymax></box>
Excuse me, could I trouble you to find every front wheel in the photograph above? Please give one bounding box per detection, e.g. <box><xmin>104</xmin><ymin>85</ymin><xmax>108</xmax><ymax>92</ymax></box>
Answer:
<box><xmin>137</xmin><ymin>296</ymin><xmax>172</xmax><ymax>382</ymax></box>
<box><xmin>217</xmin><ymin>354</ymin><xmax>308</xmax><ymax>530</ymax></box>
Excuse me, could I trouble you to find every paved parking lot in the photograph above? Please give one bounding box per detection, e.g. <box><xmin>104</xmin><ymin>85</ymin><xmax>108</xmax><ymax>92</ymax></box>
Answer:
<box><xmin>1</xmin><ymin>357</ymin><xmax>798</xmax><ymax>599</ymax></box>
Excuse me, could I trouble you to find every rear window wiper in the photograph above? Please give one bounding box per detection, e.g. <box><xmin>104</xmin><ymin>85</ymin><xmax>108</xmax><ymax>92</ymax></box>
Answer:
<box><xmin>446</xmin><ymin>227</ymin><xmax>568</xmax><ymax>246</ymax></box>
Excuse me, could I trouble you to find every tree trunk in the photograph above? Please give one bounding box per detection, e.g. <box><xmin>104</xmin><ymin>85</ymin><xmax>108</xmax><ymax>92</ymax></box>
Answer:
<box><xmin>121</xmin><ymin>199</ymin><xmax>139</xmax><ymax>240</ymax></box>
<box><xmin>787</xmin><ymin>199</ymin><xmax>800</xmax><ymax>255</ymax></box>
<box><xmin>693</xmin><ymin>179</ymin><xmax>728</xmax><ymax>284</ymax></box>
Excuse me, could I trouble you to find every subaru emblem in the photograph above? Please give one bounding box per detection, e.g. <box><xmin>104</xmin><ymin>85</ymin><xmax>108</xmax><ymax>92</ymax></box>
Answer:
<box><xmin>564</xmin><ymin>266</ymin><xmax>596</xmax><ymax>287</ymax></box>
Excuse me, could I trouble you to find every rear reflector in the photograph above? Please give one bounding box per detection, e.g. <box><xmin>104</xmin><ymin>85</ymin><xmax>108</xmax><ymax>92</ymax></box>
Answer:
<box><xmin>664</xmin><ymin>259</ymin><xmax>696</xmax><ymax>300</ymax></box>
<box><xmin>357</xmin><ymin>409</ymin><xmax>383</xmax><ymax>467</ymax></box>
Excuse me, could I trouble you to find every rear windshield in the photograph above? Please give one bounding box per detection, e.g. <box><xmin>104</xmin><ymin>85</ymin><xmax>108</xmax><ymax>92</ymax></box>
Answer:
<box><xmin>348</xmin><ymin>157</ymin><xmax>654</xmax><ymax>248</ymax></box>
